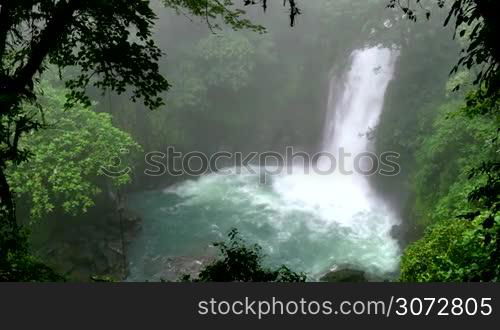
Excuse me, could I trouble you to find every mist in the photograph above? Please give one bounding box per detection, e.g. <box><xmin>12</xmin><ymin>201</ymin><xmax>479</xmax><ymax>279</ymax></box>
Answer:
<box><xmin>8</xmin><ymin>0</ymin><xmax>489</xmax><ymax>283</ymax></box>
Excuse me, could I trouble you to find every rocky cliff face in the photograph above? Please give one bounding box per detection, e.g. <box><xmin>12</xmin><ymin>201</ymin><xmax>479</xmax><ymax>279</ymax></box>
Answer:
<box><xmin>38</xmin><ymin>209</ymin><xmax>142</xmax><ymax>281</ymax></box>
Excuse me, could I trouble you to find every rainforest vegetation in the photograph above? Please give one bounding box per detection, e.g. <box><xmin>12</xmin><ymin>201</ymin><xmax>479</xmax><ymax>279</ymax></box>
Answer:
<box><xmin>0</xmin><ymin>0</ymin><xmax>498</xmax><ymax>282</ymax></box>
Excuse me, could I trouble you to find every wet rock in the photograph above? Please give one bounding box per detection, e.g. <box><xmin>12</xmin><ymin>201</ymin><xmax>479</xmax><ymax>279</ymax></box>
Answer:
<box><xmin>141</xmin><ymin>255</ymin><xmax>215</xmax><ymax>282</ymax></box>
<box><xmin>390</xmin><ymin>220</ymin><xmax>423</xmax><ymax>248</ymax></box>
<box><xmin>38</xmin><ymin>208</ymin><xmax>142</xmax><ymax>281</ymax></box>
<box><xmin>320</xmin><ymin>268</ymin><xmax>367</xmax><ymax>282</ymax></box>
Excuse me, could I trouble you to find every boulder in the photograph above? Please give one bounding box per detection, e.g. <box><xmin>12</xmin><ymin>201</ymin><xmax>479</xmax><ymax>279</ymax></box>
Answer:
<box><xmin>320</xmin><ymin>268</ymin><xmax>367</xmax><ymax>282</ymax></box>
<box><xmin>141</xmin><ymin>255</ymin><xmax>215</xmax><ymax>282</ymax></box>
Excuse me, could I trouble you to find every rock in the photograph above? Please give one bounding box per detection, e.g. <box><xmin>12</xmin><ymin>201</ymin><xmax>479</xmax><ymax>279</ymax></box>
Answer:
<box><xmin>37</xmin><ymin>208</ymin><xmax>143</xmax><ymax>281</ymax></box>
<box><xmin>140</xmin><ymin>255</ymin><xmax>215</xmax><ymax>282</ymax></box>
<box><xmin>106</xmin><ymin>209</ymin><xmax>142</xmax><ymax>231</ymax></box>
<box><xmin>320</xmin><ymin>268</ymin><xmax>367</xmax><ymax>283</ymax></box>
<box><xmin>390</xmin><ymin>220</ymin><xmax>424</xmax><ymax>248</ymax></box>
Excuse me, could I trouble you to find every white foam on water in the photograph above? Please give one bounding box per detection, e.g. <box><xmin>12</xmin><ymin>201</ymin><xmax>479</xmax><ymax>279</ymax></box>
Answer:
<box><xmin>129</xmin><ymin>46</ymin><xmax>402</xmax><ymax>280</ymax></box>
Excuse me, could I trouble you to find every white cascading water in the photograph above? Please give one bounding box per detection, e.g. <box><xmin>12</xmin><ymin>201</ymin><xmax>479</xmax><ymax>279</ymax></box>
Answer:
<box><xmin>128</xmin><ymin>46</ymin><xmax>402</xmax><ymax>281</ymax></box>
<box><xmin>273</xmin><ymin>46</ymin><xmax>399</xmax><ymax>227</ymax></box>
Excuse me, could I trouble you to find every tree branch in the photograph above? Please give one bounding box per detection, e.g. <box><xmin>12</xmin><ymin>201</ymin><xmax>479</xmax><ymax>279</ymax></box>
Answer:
<box><xmin>13</xmin><ymin>0</ymin><xmax>81</xmax><ymax>97</ymax></box>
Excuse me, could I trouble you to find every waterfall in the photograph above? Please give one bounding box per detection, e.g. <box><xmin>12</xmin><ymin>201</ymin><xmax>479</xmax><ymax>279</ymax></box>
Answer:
<box><xmin>127</xmin><ymin>46</ymin><xmax>402</xmax><ymax>281</ymax></box>
<box><xmin>271</xmin><ymin>45</ymin><xmax>400</xmax><ymax>240</ymax></box>
<box><xmin>323</xmin><ymin>47</ymin><xmax>398</xmax><ymax>156</ymax></box>
<box><xmin>325</xmin><ymin>46</ymin><xmax>399</xmax><ymax>215</ymax></box>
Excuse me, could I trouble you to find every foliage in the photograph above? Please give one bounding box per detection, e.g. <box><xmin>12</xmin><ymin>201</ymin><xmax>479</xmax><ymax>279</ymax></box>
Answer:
<box><xmin>0</xmin><ymin>0</ymin><xmax>288</xmax><ymax>171</ymax></box>
<box><xmin>0</xmin><ymin>0</ymin><xmax>172</xmax><ymax>109</ymax></box>
<box><xmin>181</xmin><ymin>229</ymin><xmax>306</xmax><ymax>282</ymax></box>
<box><xmin>119</xmin><ymin>30</ymin><xmax>272</xmax><ymax>156</ymax></box>
<box><xmin>376</xmin><ymin>2</ymin><xmax>500</xmax><ymax>272</ymax></box>
<box><xmin>197</xmin><ymin>33</ymin><xmax>256</xmax><ymax>90</ymax></box>
<box><xmin>164</xmin><ymin>32</ymin><xmax>261</xmax><ymax>112</ymax></box>
<box><xmin>0</xmin><ymin>0</ymin><xmax>276</xmax><ymax>207</ymax></box>
<box><xmin>388</xmin><ymin>0</ymin><xmax>500</xmax><ymax>94</ymax></box>
<box><xmin>161</xmin><ymin>0</ymin><xmax>265</xmax><ymax>32</ymax></box>
<box><xmin>114</xmin><ymin>1</ymin><xmax>369</xmax><ymax>157</ymax></box>
<box><xmin>0</xmin><ymin>0</ymin><xmax>170</xmax><ymax>279</ymax></box>
<box><xmin>400</xmin><ymin>212</ymin><xmax>500</xmax><ymax>282</ymax></box>
<box><xmin>400</xmin><ymin>90</ymin><xmax>500</xmax><ymax>281</ymax></box>
<box><xmin>412</xmin><ymin>100</ymin><xmax>497</xmax><ymax>224</ymax></box>
<box><xmin>6</xmin><ymin>81</ymin><xmax>141</xmax><ymax>220</ymax></box>
<box><xmin>391</xmin><ymin>1</ymin><xmax>500</xmax><ymax>280</ymax></box>
<box><xmin>0</xmin><ymin>226</ymin><xmax>64</xmax><ymax>282</ymax></box>
<box><xmin>0</xmin><ymin>0</ymin><xmax>294</xmax><ymax>282</ymax></box>
<box><xmin>373</xmin><ymin>3</ymin><xmax>460</xmax><ymax>220</ymax></box>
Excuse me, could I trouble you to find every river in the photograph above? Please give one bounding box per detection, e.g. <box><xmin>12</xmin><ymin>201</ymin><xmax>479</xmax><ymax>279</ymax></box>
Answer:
<box><xmin>127</xmin><ymin>46</ymin><xmax>401</xmax><ymax>281</ymax></box>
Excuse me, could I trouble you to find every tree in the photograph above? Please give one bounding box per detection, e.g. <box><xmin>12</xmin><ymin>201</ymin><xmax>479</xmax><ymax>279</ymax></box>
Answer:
<box><xmin>400</xmin><ymin>213</ymin><xmax>500</xmax><ymax>282</ymax></box>
<box><xmin>7</xmin><ymin>80</ymin><xmax>141</xmax><ymax>220</ymax></box>
<box><xmin>390</xmin><ymin>0</ymin><xmax>500</xmax><ymax>281</ymax></box>
<box><xmin>181</xmin><ymin>229</ymin><xmax>306</xmax><ymax>282</ymax></box>
<box><xmin>0</xmin><ymin>0</ymin><xmax>299</xmax><ymax>276</ymax></box>
<box><xmin>162</xmin><ymin>0</ymin><xmax>301</xmax><ymax>28</ymax></box>
<box><xmin>388</xmin><ymin>0</ymin><xmax>500</xmax><ymax>95</ymax></box>
<box><xmin>0</xmin><ymin>0</ymin><xmax>165</xmax><ymax>252</ymax></box>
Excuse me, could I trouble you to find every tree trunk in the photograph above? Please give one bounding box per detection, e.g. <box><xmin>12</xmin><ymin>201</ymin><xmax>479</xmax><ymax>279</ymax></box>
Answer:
<box><xmin>0</xmin><ymin>164</ymin><xmax>19</xmax><ymax>253</ymax></box>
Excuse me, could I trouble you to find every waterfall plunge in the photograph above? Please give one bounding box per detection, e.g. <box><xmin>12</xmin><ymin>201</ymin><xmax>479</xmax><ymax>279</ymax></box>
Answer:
<box><xmin>273</xmin><ymin>46</ymin><xmax>399</xmax><ymax>229</ymax></box>
<box><xmin>128</xmin><ymin>46</ymin><xmax>402</xmax><ymax>281</ymax></box>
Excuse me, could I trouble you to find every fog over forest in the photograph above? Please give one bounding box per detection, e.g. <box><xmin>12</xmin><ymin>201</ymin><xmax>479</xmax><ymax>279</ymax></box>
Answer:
<box><xmin>1</xmin><ymin>0</ymin><xmax>498</xmax><ymax>283</ymax></box>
